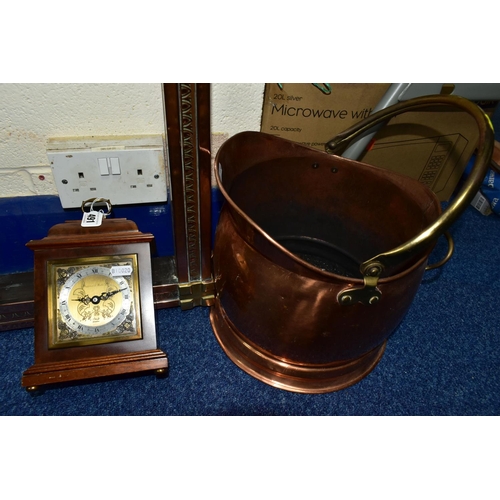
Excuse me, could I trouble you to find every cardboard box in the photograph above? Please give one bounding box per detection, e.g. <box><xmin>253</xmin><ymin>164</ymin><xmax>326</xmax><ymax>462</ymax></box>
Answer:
<box><xmin>261</xmin><ymin>83</ymin><xmax>486</xmax><ymax>201</ymax></box>
<box><xmin>359</xmin><ymin>106</ymin><xmax>480</xmax><ymax>201</ymax></box>
<box><xmin>261</xmin><ymin>83</ymin><xmax>390</xmax><ymax>149</ymax></box>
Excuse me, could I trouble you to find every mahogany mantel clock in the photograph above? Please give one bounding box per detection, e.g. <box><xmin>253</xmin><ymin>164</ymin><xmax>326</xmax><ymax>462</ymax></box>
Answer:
<box><xmin>21</xmin><ymin>218</ymin><xmax>168</xmax><ymax>390</ymax></box>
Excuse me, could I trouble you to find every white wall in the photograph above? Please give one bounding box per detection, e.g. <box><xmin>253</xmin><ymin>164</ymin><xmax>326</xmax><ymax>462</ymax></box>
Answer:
<box><xmin>0</xmin><ymin>83</ymin><xmax>265</xmax><ymax>197</ymax></box>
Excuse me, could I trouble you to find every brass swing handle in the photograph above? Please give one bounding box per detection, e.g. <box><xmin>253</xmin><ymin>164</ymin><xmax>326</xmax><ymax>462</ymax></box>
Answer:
<box><xmin>325</xmin><ymin>94</ymin><xmax>495</xmax><ymax>278</ymax></box>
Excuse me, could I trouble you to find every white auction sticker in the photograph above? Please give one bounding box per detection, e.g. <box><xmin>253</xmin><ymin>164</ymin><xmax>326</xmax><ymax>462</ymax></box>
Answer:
<box><xmin>111</xmin><ymin>265</ymin><xmax>133</xmax><ymax>277</ymax></box>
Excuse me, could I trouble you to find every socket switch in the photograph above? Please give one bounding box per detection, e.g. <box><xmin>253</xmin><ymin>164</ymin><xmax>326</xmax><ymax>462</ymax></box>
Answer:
<box><xmin>48</xmin><ymin>135</ymin><xmax>168</xmax><ymax>208</ymax></box>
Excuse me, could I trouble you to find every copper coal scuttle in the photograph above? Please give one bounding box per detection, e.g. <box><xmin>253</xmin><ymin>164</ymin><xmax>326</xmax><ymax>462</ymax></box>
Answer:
<box><xmin>209</xmin><ymin>95</ymin><xmax>494</xmax><ymax>393</ymax></box>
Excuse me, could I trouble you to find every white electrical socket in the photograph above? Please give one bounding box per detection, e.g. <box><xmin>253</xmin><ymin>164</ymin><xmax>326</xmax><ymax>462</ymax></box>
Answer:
<box><xmin>47</xmin><ymin>135</ymin><xmax>168</xmax><ymax>208</ymax></box>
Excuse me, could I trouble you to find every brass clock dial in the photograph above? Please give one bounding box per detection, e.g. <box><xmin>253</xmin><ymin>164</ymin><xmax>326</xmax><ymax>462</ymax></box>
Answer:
<box><xmin>48</xmin><ymin>255</ymin><xmax>142</xmax><ymax>348</ymax></box>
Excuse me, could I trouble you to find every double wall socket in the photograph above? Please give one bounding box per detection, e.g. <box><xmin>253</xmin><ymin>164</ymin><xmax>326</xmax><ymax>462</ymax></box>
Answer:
<box><xmin>48</xmin><ymin>135</ymin><xmax>168</xmax><ymax>209</ymax></box>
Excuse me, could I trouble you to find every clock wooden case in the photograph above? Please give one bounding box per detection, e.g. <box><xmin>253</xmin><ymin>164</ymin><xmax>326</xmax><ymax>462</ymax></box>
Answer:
<box><xmin>22</xmin><ymin>218</ymin><xmax>168</xmax><ymax>390</ymax></box>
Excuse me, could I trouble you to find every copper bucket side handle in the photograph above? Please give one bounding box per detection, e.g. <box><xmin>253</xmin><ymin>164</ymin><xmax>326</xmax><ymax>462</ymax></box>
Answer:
<box><xmin>325</xmin><ymin>94</ymin><xmax>494</xmax><ymax>279</ymax></box>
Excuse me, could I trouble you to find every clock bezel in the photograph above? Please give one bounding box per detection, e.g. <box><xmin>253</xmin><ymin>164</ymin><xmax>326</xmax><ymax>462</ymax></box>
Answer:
<box><xmin>47</xmin><ymin>254</ymin><xmax>142</xmax><ymax>349</ymax></box>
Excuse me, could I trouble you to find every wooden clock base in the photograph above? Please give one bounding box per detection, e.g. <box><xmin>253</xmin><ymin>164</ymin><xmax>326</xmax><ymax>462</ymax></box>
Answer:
<box><xmin>22</xmin><ymin>349</ymin><xmax>168</xmax><ymax>391</ymax></box>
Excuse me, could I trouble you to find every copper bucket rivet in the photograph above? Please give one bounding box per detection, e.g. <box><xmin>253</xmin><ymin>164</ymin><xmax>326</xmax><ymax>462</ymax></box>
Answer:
<box><xmin>210</xmin><ymin>95</ymin><xmax>494</xmax><ymax>394</ymax></box>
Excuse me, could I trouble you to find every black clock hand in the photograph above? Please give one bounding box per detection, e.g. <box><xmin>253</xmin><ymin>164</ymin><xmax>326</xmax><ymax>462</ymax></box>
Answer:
<box><xmin>99</xmin><ymin>288</ymin><xmax>128</xmax><ymax>301</ymax></box>
<box><xmin>71</xmin><ymin>288</ymin><xmax>126</xmax><ymax>305</ymax></box>
<box><xmin>72</xmin><ymin>295</ymin><xmax>91</xmax><ymax>305</ymax></box>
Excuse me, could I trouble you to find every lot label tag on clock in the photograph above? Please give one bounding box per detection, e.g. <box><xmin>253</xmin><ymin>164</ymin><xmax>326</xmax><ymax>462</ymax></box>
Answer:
<box><xmin>81</xmin><ymin>211</ymin><xmax>103</xmax><ymax>227</ymax></box>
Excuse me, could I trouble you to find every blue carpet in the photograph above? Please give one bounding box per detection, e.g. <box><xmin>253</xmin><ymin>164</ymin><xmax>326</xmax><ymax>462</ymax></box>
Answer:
<box><xmin>1</xmin><ymin>205</ymin><xmax>499</xmax><ymax>416</ymax></box>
